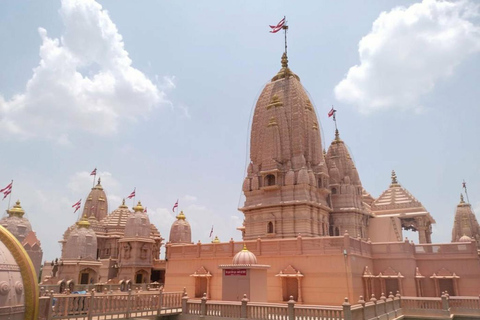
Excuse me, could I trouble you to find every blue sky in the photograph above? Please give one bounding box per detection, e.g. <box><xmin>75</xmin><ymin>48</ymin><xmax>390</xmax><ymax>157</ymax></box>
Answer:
<box><xmin>1</xmin><ymin>0</ymin><xmax>479</xmax><ymax>261</ymax></box>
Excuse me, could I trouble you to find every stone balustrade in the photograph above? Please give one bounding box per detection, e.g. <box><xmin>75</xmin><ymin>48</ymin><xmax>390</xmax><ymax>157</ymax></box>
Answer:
<box><xmin>36</xmin><ymin>289</ymin><xmax>480</xmax><ymax>320</ymax></box>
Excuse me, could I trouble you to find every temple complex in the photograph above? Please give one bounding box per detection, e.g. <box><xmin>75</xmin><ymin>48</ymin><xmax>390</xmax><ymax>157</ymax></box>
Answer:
<box><xmin>163</xmin><ymin>53</ymin><xmax>480</xmax><ymax>305</ymax></box>
<box><xmin>3</xmin><ymin>52</ymin><xmax>479</xmax><ymax>308</ymax></box>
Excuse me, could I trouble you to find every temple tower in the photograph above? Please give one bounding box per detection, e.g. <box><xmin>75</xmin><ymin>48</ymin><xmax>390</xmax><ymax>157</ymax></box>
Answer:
<box><xmin>118</xmin><ymin>201</ymin><xmax>155</xmax><ymax>284</ymax></box>
<box><xmin>240</xmin><ymin>53</ymin><xmax>331</xmax><ymax>239</ymax></box>
<box><xmin>451</xmin><ymin>194</ymin><xmax>480</xmax><ymax>247</ymax></box>
<box><xmin>325</xmin><ymin>131</ymin><xmax>370</xmax><ymax>238</ymax></box>
<box><xmin>82</xmin><ymin>178</ymin><xmax>108</xmax><ymax>221</ymax></box>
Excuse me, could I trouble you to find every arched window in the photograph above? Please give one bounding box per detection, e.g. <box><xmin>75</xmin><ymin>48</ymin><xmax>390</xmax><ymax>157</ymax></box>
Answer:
<box><xmin>332</xmin><ymin>187</ymin><xmax>337</xmax><ymax>194</ymax></box>
<box><xmin>265</xmin><ymin>174</ymin><xmax>276</xmax><ymax>186</ymax></box>
<box><xmin>267</xmin><ymin>221</ymin><xmax>274</xmax><ymax>234</ymax></box>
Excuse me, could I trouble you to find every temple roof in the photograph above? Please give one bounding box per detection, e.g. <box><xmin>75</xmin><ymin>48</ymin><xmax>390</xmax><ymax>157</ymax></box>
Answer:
<box><xmin>371</xmin><ymin>171</ymin><xmax>435</xmax><ymax>223</ymax></box>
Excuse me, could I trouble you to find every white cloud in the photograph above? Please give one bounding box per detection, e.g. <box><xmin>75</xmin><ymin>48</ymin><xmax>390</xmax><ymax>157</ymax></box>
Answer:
<box><xmin>0</xmin><ymin>0</ymin><xmax>172</xmax><ymax>141</ymax></box>
<box><xmin>182</xmin><ymin>195</ymin><xmax>198</xmax><ymax>202</ymax></box>
<box><xmin>335</xmin><ymin>0</ymin><xmax>480</xmax><ymax>113</ymax></box>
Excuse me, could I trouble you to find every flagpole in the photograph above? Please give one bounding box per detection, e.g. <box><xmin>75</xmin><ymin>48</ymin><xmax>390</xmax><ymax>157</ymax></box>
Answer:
<box><xmin>7</xmin><ymin>180</ymin><xmax>13</xmax><ymax>210</ymax></box>
<box><xmin>92</xmin><ymin>168</ymin><xmax>96</xmax><ymax>188</ymax></box>
<box><xmin>332</xmin><ymin>105</ymin><xmax>338</xmax><ymax>132</ymax></box>
<box><xmin>283</xmin><ymin>16</ymin><xmax>288</xmax><ymax>55</ymax></box>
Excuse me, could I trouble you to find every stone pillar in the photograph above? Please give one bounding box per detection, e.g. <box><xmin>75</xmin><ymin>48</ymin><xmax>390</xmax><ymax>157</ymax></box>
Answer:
<box><xmin>200</xmin><ymin>293</ymin><xmax>207</xmax><ymax>319</ymax></box>
<box><xmin>342</xmin><ymin>297</ymin><xmax>352</xmax><ymax>320</ymax></box>
<box><xmin>87</xmin><ymin>289</ymin><xmax>95</xmax><ymax>320</ymax></box>
<box><xmin>288</xmin><ymin>296</ymin><xmax>295</xmax><ymax>320</ymax></box>
<box><xmin>240</xmin><ymin>294</ymin><xmax>248</xmax><ymax>320</ymax></box>
<box><xmin>181</xmin><ymin>289</ymin><xmax>189</xmax><ymax>314</ymax></box>
<box><xmin>297</xmin><ymin>277</ymin><xmax>303</xmax><ymax>304</ymax></box>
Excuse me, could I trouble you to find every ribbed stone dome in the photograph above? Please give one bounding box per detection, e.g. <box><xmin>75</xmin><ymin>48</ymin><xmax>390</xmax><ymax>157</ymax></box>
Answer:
<box><xmin>0</xmin><ymin>201</ymin><xmax>32</xmax><ymax>243</ymax></box>
<box><xmin>124</xmin><ymin>201</ymin><xmax>151</xmax><ymax>238</ymax></box>
<box><xmin>62</xmin><ymin>215</ymin><xmax>98</xmax><ymax>260</ymax></box>
<box><xmin>459</xmin><ymin>234</ymin><xmax>472</xmax><ymax>242</ymax></box>
<box><xmin>232</xmin><ymin>245</ymin><xmax>257</xmax><ymax>265</ymax></box>
<box><xmin>169</xmin><ymin>211</ymin><xmax>192</xmax><ymax>244</ymax></box>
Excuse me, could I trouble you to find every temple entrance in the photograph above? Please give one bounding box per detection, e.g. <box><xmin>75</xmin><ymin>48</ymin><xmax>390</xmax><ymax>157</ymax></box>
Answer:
<box><xmin>135</xmin><ymin>269</ymin><xmax>149</xmax><ymax>284</ymax></box>
<box><xmin>385</xmin><ymin>279</ymin><xmax>399</xmax><ymax>295</ymax></box>
<box><xmin>151</xmin><ymin>270</ymin><xmax>161</xmax><ymax>283</ymax></box>
<box><xmin>78</xmin><ymin>268</ymin><xmax>96</xmax><ymax>284</ymax></box>
<box><xmin>195</xmin><ymin>277</ymin><xmax>207</xmax><ymax>298</ymax></box>
<box><xmin>282</xmin><ymin>278</ymin><xmax>298</xmax><ymax>301</ymax></box>
<box><xmin>439</xmin><ymin>279</ymin><xmax>455</xmax><ymax>296</ymax></box>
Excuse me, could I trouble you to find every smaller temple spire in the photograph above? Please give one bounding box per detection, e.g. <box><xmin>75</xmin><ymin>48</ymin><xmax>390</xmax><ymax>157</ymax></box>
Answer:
<box><xmin>7</xmin><ymin>200</ymin><xmax>25</xmax><ymax>218</ymax></box>
<box><xmin>93</xmin><ymin>177</ymin><xmax>103</xmax><ymax>190</ymax></box>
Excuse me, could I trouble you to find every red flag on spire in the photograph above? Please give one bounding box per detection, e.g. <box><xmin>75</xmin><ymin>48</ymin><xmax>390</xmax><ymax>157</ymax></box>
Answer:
<box><xmin>209</xmin><ymin>225</ymin><xmax>214</xmax><ymax>238</ymax></box>
<box><xmin>72</xmin><ymin>199</ymin><xmax>81</xmax><ymax>213</ymax></box>
<box><xmin>269</xmin><ymin>17</ymin><xmax>286</xmax><ymax>33</ymax></box>
<box><xmin>90</xmin><ymin>168</ymin><xmax>97</xmax><ymax>176</ymax></box>
<box><xmin>328</xmin><ymin>107</ymin><xmax>336</xmax><ymax>118</ymax></box>
<box><xmin>172</xmin><ymin>199</ymin><xmax>179</xmax><ymax>212</ymax></box>
<box><xmin>0</xmin><ymin>181</ymin><xmax>12</xmax><ymax>193</ymax></box>
<box><xmin>2</xmin><ymin>189</ymin><xmax>11</xmax><ymax>200</ymax></box>
<box><xmin>144</xmin><ymin>207</ymin><xmax>147</xmax><ymax>213</ymax></box>
<box><xmin>127</xmin><ymin>189</ymin><xmax>136</xmax><ymax>199</ymax></box>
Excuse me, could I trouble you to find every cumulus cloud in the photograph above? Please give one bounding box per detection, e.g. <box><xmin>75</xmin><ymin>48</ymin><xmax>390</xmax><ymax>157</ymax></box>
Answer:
<box><xmin>335</xmin><ymin>0</ymin><xmax>480</xmax><ymax>113</ymax></box>
<box><xmin>0</xmin><ymin>0</ymin><xmax>172</xmax><ymax>142</ymax></box>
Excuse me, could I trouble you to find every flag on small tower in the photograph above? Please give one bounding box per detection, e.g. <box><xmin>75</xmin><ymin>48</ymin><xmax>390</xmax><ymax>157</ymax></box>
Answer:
<box><xmin>72</xmin><ymin>199</ymin><xmax>82</xmax><ymax>213</ymax></box>
<box><xmin>127</xmin><ymin>189</ymin><xmax>136</xmax><ymax>199</ymax></box>
<box><xmin>209</xmin><ymin>225</ymin><xmax>214</xmax><ymax>238</ymax></box>
<box><xmin>90</xmin><ymin>168</ymin><xmax>97</xmax><ymax>176</ymax></box>
<box><xmin>0</xmin><ymin>181</ymin><xmax>12</xmax><ymax>193</ymax></box>
<box><xmin>172</xmin><ymin>200</ymin><xmax>179</xmax><ymax>212</ymax></box>
<box><xmin>328</xmin><ymin>107</ymin><xmax>336</xmax><ymax>118</ymax></box>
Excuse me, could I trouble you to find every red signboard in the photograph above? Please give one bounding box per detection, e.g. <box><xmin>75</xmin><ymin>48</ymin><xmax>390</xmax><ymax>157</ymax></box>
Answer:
<box><xmin>224</xmin><ymin>269</ymin><xmax>247</xmax><ymax>276</ymax></box>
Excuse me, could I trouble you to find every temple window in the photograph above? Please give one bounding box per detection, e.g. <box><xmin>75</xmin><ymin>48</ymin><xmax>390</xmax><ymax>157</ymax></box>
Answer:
<box><xmin>332</xmin><ymin>188</ymin><xmax>337</xmax><ymax>194</ymax></box>
<box><xmin>267</xmin><ymin>221</ymin><xmax>274</xmax><ymax>234</ymax></box>
<box><xmin>265</xmin><ymin>174</ymin><xmax>276</xmax><ymax>186</ymax></box>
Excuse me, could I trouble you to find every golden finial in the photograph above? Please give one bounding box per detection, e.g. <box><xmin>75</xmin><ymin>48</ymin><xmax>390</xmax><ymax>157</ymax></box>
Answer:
<box><xmin>7</xmin><ymin>200</ymin><xmax>25</xmax><ymax>218</ymax></box>
<box><xmin>460</xmin><ymin>194</ymin><xmax>465</xmax><ymax>204</ymax></box>
<box><xmin>94</xmin><ymin>177</ymin><xmax>103</xmax><ymax>190</ymax></box>
<box><xmin>119</xmin><ymin>198</ymin><xmax>128</xmax><ymax>208</ymax></box>
<box><xmin>391</xmin><ymin>170</ymin><xmax>398</xmax><ymax>185</ymax></box>
<box><xmin>212</xmin><ymin>236</ymin><xmax>220</xmax><ymax>243</ymax></box>
<box><xmin>176</xmin><ymin>211</ymin><xmax>186</xmax><ymax>220</ymax></box>
<box><xmin>242</xmin><ymin>243</ymin><xmax>248</xmax><ymax>251</ymax></box>
<box><xmin>335</xmin><ymin>129</ymin><xmax>340</xmax><ymax>141</ymax></box>
<box><xmin>281</xmin><ymin>52</ymin><xmax>288</xmax><ymax>68</ymax></box>
<box><xmin>133</xmin><ymin>201</ymin><xmax>144</xmax><ymax>212</ymax></box>
<box><xmin>271</xmin><ymin>52</ymin><xmax>300</xmax><ymax>82</ymax></box>
<box><xmin>77</xmin><ymin>214</ymin><xmax>91</xmax><ymax>228</ymax></box>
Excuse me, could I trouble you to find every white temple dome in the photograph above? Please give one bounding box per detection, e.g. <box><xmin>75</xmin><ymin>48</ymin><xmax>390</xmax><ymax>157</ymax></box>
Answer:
<box><xmin>232</xmin><ymin>244</ymin><xmax>257</xmax><ymax>265</ymax></box>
